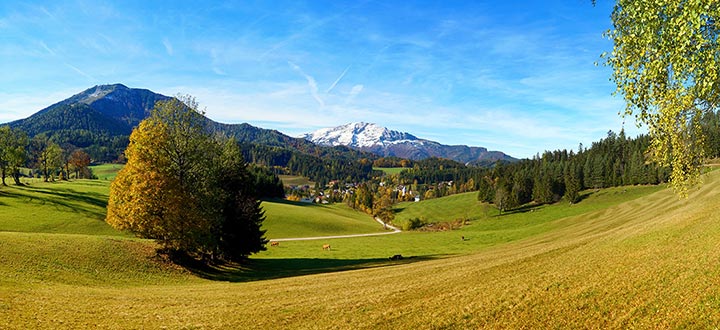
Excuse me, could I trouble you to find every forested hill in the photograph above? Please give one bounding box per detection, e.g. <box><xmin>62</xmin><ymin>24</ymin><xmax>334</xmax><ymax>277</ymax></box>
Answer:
<box><xmin>7</xmin><ymin>84</ymin><xmax>168</xmax><ymax>160</ymax></box>
<box><xmin>476</xmin><ymin>117</ymin><xmax>720</xmax><ymax>212</ymax></box>
<box><xmin>4</xmin><ymin>84</ymin><xmax>380</xmax><ymax>183</ymax></box>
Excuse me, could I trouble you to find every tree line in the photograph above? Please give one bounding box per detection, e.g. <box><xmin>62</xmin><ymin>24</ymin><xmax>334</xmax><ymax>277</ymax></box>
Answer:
<box><xmin>241</xmin><ymin>143</ymin><xmax>379</xmax><ymax>188</ymax></box>
<box><xmin>0</xmin><ymin>126</ymin><xmax>94</xmax><ymax>185</ymax></box>
<box><xmin>477</xmin><ymin>130</ymin><xmax>672</xmax><ymax>212</ymax></box>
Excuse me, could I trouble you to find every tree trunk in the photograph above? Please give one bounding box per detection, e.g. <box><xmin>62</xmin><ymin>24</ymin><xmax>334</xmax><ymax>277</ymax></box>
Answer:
<box><xmin>12</xmin><ymin>170</ymin><xmax>21</xmax><ymax>185</ymax></box>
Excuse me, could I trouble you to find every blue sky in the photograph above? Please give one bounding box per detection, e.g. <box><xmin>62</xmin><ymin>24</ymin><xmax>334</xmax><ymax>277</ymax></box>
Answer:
<box><xmin>0</xmin><ymin>0</ymin><xmax>636</xmax><ymax>159</ymax></box>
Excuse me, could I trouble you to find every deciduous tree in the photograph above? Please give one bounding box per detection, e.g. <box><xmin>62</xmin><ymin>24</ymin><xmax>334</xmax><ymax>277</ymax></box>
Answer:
<box><xmin>605</xmin><ymin>1</ymin><xmax>720</xmax><ymax>195</ymax></box>
<box><xmin>0</xmin><ymin>126</ymin><xmax>26</xmax><ymax>185</ymax></box>
<box><xmin>69</xmin><ymin>149</ymin><xmax>92</xmax><ymax>179</ymax></box>
<box><xmin>107</xmin><ymin>95</ymin><xmax>267</xmax><ymax>261</ymax></box>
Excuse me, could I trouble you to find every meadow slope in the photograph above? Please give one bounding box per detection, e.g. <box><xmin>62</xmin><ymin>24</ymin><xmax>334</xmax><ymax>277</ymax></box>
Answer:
<box><xmin>1</xmin><ymin>172</ymin><xmax>719</xmax><ymax>328</ymax></box>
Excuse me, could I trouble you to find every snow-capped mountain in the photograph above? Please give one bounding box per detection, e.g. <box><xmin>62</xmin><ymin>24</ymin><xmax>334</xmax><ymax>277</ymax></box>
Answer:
<box><xmin>302</xmin><ymin>122</ymin><xmax>419</xmax><ymax>148</ymax></box>
<box><xmin>302</xmin><ymin>122</ymin><xmax>516</xmax><ymax>165</ymax></box>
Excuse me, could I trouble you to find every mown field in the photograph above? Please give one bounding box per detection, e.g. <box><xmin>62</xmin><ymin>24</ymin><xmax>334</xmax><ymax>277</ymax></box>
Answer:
<box><xmin>374</xmin><ymin>167</ymin><xmax>406</xmax><ymax>175</ymax></box>
<box><xmin>278</xmin><ymin>174</ymin><xmax>315</xmax><ymax>187</ymax></box>
<box><xmin>261</xmin><ymin>199</ymin><xmax>386</xmax><ymax>238</ymax></box>
<box><xmin>90</xmin><ymin>164</ymin><xmax>124</xmax><ymax>181</ymax></box>
<box><xmin>1</xmin><ymin>169</ymin><xmax>720</xmax><ymax>328</ymax></box>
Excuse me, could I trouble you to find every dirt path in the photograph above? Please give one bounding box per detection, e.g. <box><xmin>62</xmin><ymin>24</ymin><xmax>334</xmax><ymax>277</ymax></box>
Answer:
<box><xmin>269</xmin><ymin>218</ymin><xmax>401</xmax><ymax>242</ymax></box>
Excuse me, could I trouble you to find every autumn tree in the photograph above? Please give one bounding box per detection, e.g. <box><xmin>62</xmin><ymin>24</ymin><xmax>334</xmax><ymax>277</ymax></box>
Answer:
<box><xmin>69</xmin><ymin>149</ymin><xmax>92</xmax><ymax>179</ymax></box>
<box><xmin>107</xmin><ymin>95</ymin><xmax>267</xmax><ymax>261</ymax></box>
<box><xmin>605</xmin><ymin>1</ymin><xmax>720</xmax><ymax>195</ymax></box>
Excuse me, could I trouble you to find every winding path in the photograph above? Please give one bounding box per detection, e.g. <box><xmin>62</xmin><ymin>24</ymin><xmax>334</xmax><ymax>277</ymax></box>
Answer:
<box><xmin>269</xmin><ymin>218</ymin><xmax>401</xmax><ymax>242</ymax></box>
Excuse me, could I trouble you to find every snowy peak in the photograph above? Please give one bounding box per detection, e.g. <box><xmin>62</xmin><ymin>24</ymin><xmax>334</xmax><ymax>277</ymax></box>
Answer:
<box><xmin>302</xmin><ymin>122</ymin><xmax>418</xmax><ymax>148</ymax></box>
<box><xmin>302</xmin><ymin>122</ymin><xmax>517</xmax><ymax>165</ymax></box>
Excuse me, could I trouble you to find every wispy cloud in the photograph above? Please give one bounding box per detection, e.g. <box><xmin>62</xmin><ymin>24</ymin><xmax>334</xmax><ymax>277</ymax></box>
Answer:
<box><xmin>162</xmin><ymin>38</ymin><xmax>173</xmax><ymax>56</ymax></box>
<box><xmin>288</xmin><ymin>61</ymin><xmax>324</xmax><ymax>107</ymax></box>
<box><xmin>38</xmin><ymin>40</ymin><xmax>56</xmax><ymax>56</ymax></box>
<box><xmin>345</xmin><ymin>84</ymin><xmax>363</xmax><ymax>104</ymax></box>
<box><xmin>64</xmin><ymin>63</ymin><xmax>95</xmax><ymax>81</ymax></box>
<box><xmin>210</xmin><ymin>48</ymin><xmax>226</xmax><ymax>75</ymax></box>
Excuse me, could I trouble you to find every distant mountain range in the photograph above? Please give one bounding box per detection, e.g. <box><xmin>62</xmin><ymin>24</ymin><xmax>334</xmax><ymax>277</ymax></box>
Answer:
<box><xmin>4</xmin><ymin>84</ymin><xmax>515</xmax><ymax>167</ymax></box>
<box><xmin>302</xmin><ymin>122</ymin><xmax>516</xmax><ymax>165</ymax></box>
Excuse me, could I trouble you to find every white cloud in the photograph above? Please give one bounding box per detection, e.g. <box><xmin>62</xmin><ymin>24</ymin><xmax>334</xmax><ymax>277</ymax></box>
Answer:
<box><xmin>288</xmin><ymin>61</ymin><xmax>324</xmax><ymax>107</ymax></box>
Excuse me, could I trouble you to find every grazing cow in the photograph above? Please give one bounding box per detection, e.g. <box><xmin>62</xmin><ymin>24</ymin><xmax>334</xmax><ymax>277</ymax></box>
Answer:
<box><xmin>322</xmin><ymin>244</ymin><xmax>331</xmax><ymax>250</ymax></box>
<box><xmin>389</xmin><ymin>254</ymin><xmax>404</xmax><ymax>261</ymax></box>
<box><xmin>270</xmin><ymin>241</ymin><xmax>280</xmax><ymax>247</ymax></box>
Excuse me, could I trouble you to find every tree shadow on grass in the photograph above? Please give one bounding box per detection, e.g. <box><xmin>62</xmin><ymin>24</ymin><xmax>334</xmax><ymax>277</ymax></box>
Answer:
<box><xmin>9</xmin><ymin>185</ymin><xmax>108</xmax><ymax>219</ymax></box>
<box><xmin>496</xmin><ymin>190</ymin><xmax>597</xmax><ymax>217</ymax></box>
<box><xmin>173</xmin><ymin>255</ymin><xmax>440</xmax><ymax>283</ymax></box>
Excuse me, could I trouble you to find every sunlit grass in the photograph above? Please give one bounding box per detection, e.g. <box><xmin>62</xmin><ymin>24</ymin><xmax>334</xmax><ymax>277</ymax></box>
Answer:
<box><xmin>89</xmin><ymin>163</ymin><xmax>124</xmax><ymax>181</ymax></box>
<box><xmin>278</xmin><ymin>174</ymin><xmax>315</xmax><ymax>187</ymax></box>
<box><xmin>261</xmin><ymin>199</ymin><xmax>385</xmax><ymax>239</ymax></box>
<box><xmin>0</xmin><ymin>180</ymin><xmax>124</xmax><ymax>236</ymax></box>
<box><xmin>374</xmin><ymin>167</ymin><xmax>406</xmax><ymax>175</ymax></box>
<box><xmin>3</xmin><ymin>171</ymin><xmax>720</xmax><ymax>328</ymax></box>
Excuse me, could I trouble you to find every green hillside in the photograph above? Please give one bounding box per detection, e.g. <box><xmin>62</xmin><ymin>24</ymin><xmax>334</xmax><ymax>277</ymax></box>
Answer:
<box><xmin>262</xmin><ymin>199</ymin><xmax>385</xmax><ymax>238</ymax></box>
<box><xmin>0</xmin><ymin>180</ymin><xmax>124</xmax><ymax>236</ymax></box>
<box><xmin>2</xmin><ymin>171</ymin><xmax>720</xmax><ymax>328</ymax></box>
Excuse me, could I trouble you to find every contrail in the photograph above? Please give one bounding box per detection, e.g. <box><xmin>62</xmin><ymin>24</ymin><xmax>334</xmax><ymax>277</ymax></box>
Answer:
<box><xmin>326</xmin><ymin>65</ymin><xmax>351</xmax><ymax>93</ymax></box>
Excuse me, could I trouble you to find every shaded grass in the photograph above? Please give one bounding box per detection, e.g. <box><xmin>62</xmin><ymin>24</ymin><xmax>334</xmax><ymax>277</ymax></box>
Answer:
<box><xmin>178</xmin><ymin>255</ymin><xmax>434</xmax><ymax>283</ymax></box>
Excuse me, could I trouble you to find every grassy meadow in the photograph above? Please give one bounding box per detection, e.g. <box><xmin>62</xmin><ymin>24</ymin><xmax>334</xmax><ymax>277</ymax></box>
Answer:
<box><xmin>90</xmin><ymin>164</ymin><xmax>124</xmax><ymax>181</ymax></box>
<box><xmin>2</xmin><ymin>168</ymin><xmax>720</xmax><ymax>328</ymax></box>
<box><xmin>278</xmin><ymin>174</ymin><xmax>315</xmax><ymax>187</ymax></box>
<box><xmin>261</xmin><ymin>199</ymin><xmax>386</xmax><ymax>238</ymax></box>
<box><xmin>374</xmin><ymin>167</ymin><xmax>407</xmax><ymax>175</ymax></box>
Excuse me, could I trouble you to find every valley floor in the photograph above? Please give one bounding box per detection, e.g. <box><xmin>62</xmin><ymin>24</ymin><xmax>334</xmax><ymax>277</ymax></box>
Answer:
<box><xmin>2</xmin><ymin>172</ymin><xmax>720</xmax><ymax>328</ymax></box>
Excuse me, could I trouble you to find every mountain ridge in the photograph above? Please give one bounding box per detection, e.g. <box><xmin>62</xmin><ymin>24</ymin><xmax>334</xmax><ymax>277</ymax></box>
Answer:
<box><xmin>302</xmin><ymin>122</ymin><xmax>516</xmax><ymax>165</ymax></box>
<box><xmin>4</xmin><ymin>84</ymin><xmax>515</xmax><ymax>168</ymax></box>
<box><xmin>4</xmin><ymin>84</ymin><xmax>332</xmax><ymax>162</ymax></box>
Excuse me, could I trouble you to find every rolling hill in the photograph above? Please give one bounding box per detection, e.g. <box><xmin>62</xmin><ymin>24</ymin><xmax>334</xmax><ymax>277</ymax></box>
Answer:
<box><xmin>2</xmin><ymin>168</ymin><xmax>719</xmax><ymax>327</ymax></box>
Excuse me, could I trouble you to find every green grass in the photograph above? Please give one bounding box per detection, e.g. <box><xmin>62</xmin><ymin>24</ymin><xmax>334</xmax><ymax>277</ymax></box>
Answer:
<box><xmin>4</xmin><ymin>171</ymin><xmax>720</xmax><ymax>328</ymax></box>
<box><xmin>391</xmin><ymin>185</ymin><xmax>663</xmax><ymax>234</ymax></box>
<box><xmin>0</xmin><ymin>232</ymin><xmax>192</xmax><ymax>287</ymax></box>
<box><xmin>90</xmin><ymin>163</ymin><xmax>124</xmax><ymax>181</ymax></box>
<box><xmin>261</xmin><ymin>199</ymin><xmax>386</xmax><ymax>238</ymax></box>
<box><xmin>374</xmin><ymin>167</ymin><xmax>406</xmax><ymax>175</ymax></box>
<box><xmin>278</xmin><ymin>174</ymin><xmax>315</xmax><ymax>187</ymax></box>
<box><xmin>0</xmin><ymin>180</ymin><xmax>125</xmax><ymax>236</ymax></box>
